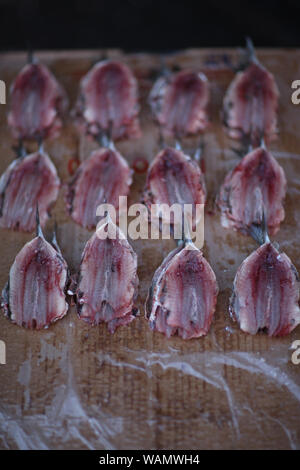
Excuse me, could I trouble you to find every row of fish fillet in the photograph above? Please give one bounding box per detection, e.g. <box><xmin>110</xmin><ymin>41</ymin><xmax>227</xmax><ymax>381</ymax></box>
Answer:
<box><xmin>1</xmin><ymin>45</ymin><xmax>300</xmax><ymax>338</ymax></box>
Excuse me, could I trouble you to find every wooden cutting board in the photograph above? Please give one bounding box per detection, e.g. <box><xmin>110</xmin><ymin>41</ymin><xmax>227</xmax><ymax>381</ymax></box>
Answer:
<box><xmin>0</xmin><ymin>48</ymin><xmax>299</xmax><ymax>450</ymax></box>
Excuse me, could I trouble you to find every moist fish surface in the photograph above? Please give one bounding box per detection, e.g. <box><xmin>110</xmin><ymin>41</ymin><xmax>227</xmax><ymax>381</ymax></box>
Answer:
<box><xmin>65</xmin><ymin>147</ymin><xmax>132</xmax><ymax>230</ymax></box>
<box><xmin>0</xmin><ymin>149</ymin><xmax>60</xmax><ymax>232</ymax></box>
<box><xmin>230</xmin><ymin>242</ymin><xmax>300</xmax><ymax>336</ymax></box>
<box><xmin>1</xmin><ymin>230</ymin><xmax>69</xmax><ymax>329</ymax></box>
<box><xmin>74</xmin><ymin>60</ymin><xmax>141</xmax><ymax>141</ymax></box>
<box><xmin>145</xmin><ymin>242</ymin><xmax>218</xmax><ymax>339</ymax></box>
<box><xmin>74</xmin><ymin>220</ymin><xmax>139</xmax><ymax>333</ymax></box>
<box><xmin>143</xmin><ymin>147</ymin><xmax>206</xmax><ymax>230</ymax></box>
<box><xmin>223</xmin><ymin>61</ymin><xmax>279</xmax><ymax>145</ymax></box>
<box><xmin>8</xmin><ymin>62</ymin><xmax>67</xmax><ymax>141</ymax></box>
<box><xmin>217</xmin><ymin>147</ymin><xmax>286</xmax><ymax>236</ymax></box>
<box><xmin>149</xmin><ymin>69</ymin><xmax>209</xmax><ymax>138</ymax></box>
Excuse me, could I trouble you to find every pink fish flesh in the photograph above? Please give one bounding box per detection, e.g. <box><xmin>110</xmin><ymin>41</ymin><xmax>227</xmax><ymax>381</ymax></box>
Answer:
<box><xmin>0</xmin><ymin>150</ymin><xmax>60</xmax><ymax>232</ymax></box>
<box><xmin>1</xmin><ymin>233</ymin><xmax>69</xmax><ymax>329</ymax></box>
<box><xmin>65</xmin><ymin>147</ymin><xmax>132</xmax><ymax>230</ymax></box>
<box><xmin>149</xmin><ymin>69</ymin><xmax>209</xmax><ymax>138</ymax></box>
<box><xmin>217</xmin><ymin>147</ymin><xmax>286</xmax><ymax>236</ymax></box>
<box><xmin>74</xmin><ymin>60</ymin><xmax>141</xmax><ymax>141</ymax></box>
<box><xmin>145</xmin><ymin>242</ymin><xmax>218</xmax><ymax>339</ymax></box>
<box><xmin>74</xmin><ymin>221</ymin><xmax>139</xmax><ymax>333</ymax></box>
<box><xmin>230</xmin><ymin>242</ymin><xmax>300</xmax><ymax>336</ymax></box>
<box><xmin>143</xmin><ymin>147</ymin><xmax>206</xmax><ymax>227</ymax></box>
<box><xmin>223</xmin><ymin>61</ymin><xmax>279</xmax><ymax>145</ymax></box>
<box><xmin>8</xmin><ymin>62</ymin><xmax>67</xmax><ymax>141</ymax></box>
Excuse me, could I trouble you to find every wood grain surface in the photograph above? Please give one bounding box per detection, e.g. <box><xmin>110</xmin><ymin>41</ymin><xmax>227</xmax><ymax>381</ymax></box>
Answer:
<box><xmin>0</xmin><ymin>49</ymin><xmax>299</xmax><ymax>450</ymax></box>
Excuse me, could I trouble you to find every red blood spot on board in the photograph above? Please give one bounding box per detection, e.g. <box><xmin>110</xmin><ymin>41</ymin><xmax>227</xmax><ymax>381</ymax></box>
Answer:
<box><xmin>132</xmin><ymin>157</ymin><xmax>149</xmax><ymax>174</ymax></box>
<box><xmin>68</xmin><ymin>158</ymin><xmax>80</xmax><ymax>175</ymax></box>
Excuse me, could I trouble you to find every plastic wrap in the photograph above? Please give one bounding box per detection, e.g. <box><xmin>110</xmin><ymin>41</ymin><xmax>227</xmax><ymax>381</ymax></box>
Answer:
<box><xmin>0</xmin><ymin>49</ymin><xmax>299</xmax><ymax>450</ymax></box>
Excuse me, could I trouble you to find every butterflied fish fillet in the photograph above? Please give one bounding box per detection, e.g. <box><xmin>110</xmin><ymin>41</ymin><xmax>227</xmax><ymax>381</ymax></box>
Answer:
<box><xmin>1</xmin><ymin>230</ymin><xmax>69</xmax><ymax>329</ymax></box>
<box><xmin>0</xmin><ymin>150</ymin><xmax>60</xmax><ymax>232</ymax></box>
<box><xmin>143</xmin><ymin>147</ymin><xmax>206</xmax><ymax>228</ymax></box>
<box><xmin>230</xmin><ymin>242</ymin><xmax>300</xmax><ymax>336</ymax></box>
<box><xmin>65</xmin><ymin>147</ymin><xmax>132</xmax><ymax>230</ymax></box>
<box><xmin>74</xmin><ymin>220</ymin><xmax>139</xmax><ymax>333</ymax></box>
<box><xmin>75</xmin><ymin>60</ymin><xmax>141</xmax><ymax>141</ymax></box>
<box><xmin>223</xmin><ymin>61</ymin><xmax>279</xmax><ymax>145</ymax></box>
<box><xmin>8</xmin><ymin>62</ymin><xmax>67</xmax><ymax>141</ymax></box>
<box><xmin>145</xmin><ymin>242</ymin><xmax>218</xmax><ymax>339</ymax></box>
<box><xmin>217</xmin><ymin>147</ymin><xmax>286</xmax><ymax>236</ymax></box>
<box><xmin>149</xmin><ymin>69</ymin><xmax>209</xmax><ymax>138</ymax></box>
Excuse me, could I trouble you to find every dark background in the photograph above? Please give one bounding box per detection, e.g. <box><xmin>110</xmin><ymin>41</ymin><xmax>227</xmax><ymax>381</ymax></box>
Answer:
<box><xmin>0</xmin><ymin>0</ymin><xmax>299</xmax><ymax>52</ymax></box>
